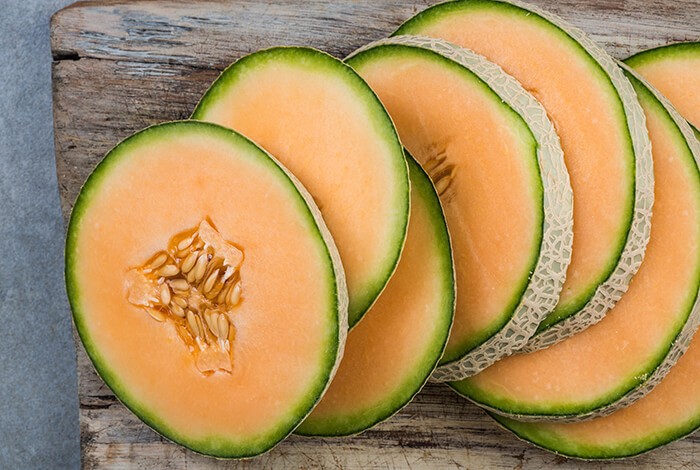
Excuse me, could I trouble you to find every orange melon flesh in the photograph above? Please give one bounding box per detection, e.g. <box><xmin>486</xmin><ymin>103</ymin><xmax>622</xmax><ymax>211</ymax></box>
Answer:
<box><xmin>396</xmin><ymin>0</ymin><xmax>636</xmax><ymax>327</ymax></box>
<box><xmin>347</xmin><ymin>45</ymin><xmax>542</xmax><ymax>364</ymax></box>
<box><xmin>627</xmin><ymin>43</ymin><xmax>700</xmax><ymax>129</ymax></box>
<box><xmin>193</xmin><ymin>47</ymin><xmax>409</xmax><ymax>327</ymax></box>
<box><xmin>66</xmin><ymin>122</ymin><xmax>345</xmax><ymax>458</ymax></box>
<box><xmin>297</xmin><ymin>156</ymin><xmax>454</xmax><ymax>436</ymax></box>
<box><xmin>492</xmin><ymin>71</ymin><xmax>700</xmax><ymax>458</ymax></box>
<box><xmin>495</xmin><ymin>330</ymin><xmax>700</xmax><ymax>458</ymax></box>
<box><xmin>452</xmin><ymin>71</ymin><xmax>700</xmax><ymax>418</ymax></box>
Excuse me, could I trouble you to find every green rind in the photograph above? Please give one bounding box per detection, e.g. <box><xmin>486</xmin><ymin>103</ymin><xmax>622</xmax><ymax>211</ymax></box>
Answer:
<box><xmin>449</xmin><ymin>68</ymin><xmax>700</xmax><ymax>421</ymax></box>
<box><xmin>490</xmin><ymin>410</ymin><xmax>700</xmax><ymax>460</ymax></box>
<box><xmin>626</xmin><ymin>42</ymin><xmax>700</xmax><ymax>69</ymax></box>
<box><xmin>396</xmin><ymin>0</ymin><xmax>652</xmax><ymax>349</ymax></box>
<box><xmin>192</xmin><ymin>46</ymin><xmax>410</xmax><ymax>329</ymax></box>
<box><xmin>295</xmin><ymin>153</ymin><xmax>455</xmax><ymax>437</ymax></box>
<box><xmin>65</xmin><ymin>121</ymin><xmax>346</xmax><ymax>458</ymax></box>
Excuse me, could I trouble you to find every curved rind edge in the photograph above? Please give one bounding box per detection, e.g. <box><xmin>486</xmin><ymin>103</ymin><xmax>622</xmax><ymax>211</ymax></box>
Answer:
<box><xmin>192</xmin><ymin>46</ymin><xmax>410</xmax><ymax>330</ymax></box>
<box><xmin>488</xmin><ymin>409</ymin><xmax>700</xmax><ymax>461</ymax></box>
<box><xmin>349</xmin><ymin>35</ymin><xmax>574</xmax><ymax>380</ymax></box>
<box><xmin>65</xmin><ymin>121</ymin><xmax>349</xmax><ymax>458</ymax></box>
<box><xmin>493</xmin><ymin>0</ymin><xmax>655</xmax><ymax>353</ymax></box>
<box><xmin>462</xmin><ymin>67</ymin><xmax>700</xmax><ymax>423</ymax></box>
<box><xmin>296</xmin><ymin>152</ymin><xmax>456</xmax><ymax>437</ymax></box>
<box><xmin>626</xmin><ymin>41</ymin><xmax>700</xmax><ymax>68</ymax></box>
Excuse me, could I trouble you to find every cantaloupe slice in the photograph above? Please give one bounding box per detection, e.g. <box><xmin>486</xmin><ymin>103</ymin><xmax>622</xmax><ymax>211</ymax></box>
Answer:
<box><xmin>489</xmin><ymin>70</ymin><xmax>700</xmax><ymax>458</ymax></box>
<box><xmin>296</xmin><ymin>155</ymin><xmax>455</xmax><ymax>436</ymax></box>
<box><xmin>192</xmin><ymin>47</ymin><xmax>409</xmax><ymax>328</ymax></box>
<box><xmin>65</xmin><ymin>122</ymin><xmax>348</xmax><ymax>458</ymax></box>
<box><xmin>347</xmin><ymin>36</ymin><xmax>573</xmax><ymax>379</ymax></box>
<box><xmin>397</xmin><ymin>0</ymin><xmax>654</xmax><ymax>352</ymax></box>
<box><xmin>627</xmin><ymin>42</ymin><xmax>700</xmax><ymax>129</ymax></box>
<box><xmin>450</xmin><ymin>68</ymin><xmax>700</xmax><ymax>421</ymax></box>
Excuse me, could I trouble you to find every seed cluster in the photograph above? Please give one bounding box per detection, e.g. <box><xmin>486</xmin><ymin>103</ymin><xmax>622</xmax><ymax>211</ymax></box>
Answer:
<box><xmin>127</xmin><ymin>221</ymin><xmax>244</xmax><ymax>374</ymax></box>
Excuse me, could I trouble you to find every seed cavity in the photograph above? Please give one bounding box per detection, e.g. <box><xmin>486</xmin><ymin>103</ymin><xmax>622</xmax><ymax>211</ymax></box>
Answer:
<box><xmin>125</xmin><ymin>220</ymin><xmax>245</xmax><ymax>376</ymax></box>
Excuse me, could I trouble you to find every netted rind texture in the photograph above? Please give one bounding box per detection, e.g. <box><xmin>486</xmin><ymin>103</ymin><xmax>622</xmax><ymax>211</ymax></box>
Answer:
<box><xmin>470</xmin><ymin>67</ymin><xmax>700</xmax><ymax>423</ymax></box>
<box><xmin>350</xmin><ymin>35</ymin><xmax>574</xmax><ymax>381</ymax></box>
<box><xmin>494</xmin><ymin>0</ymin><xmax>655</xmax><ymax>353</ymax></box>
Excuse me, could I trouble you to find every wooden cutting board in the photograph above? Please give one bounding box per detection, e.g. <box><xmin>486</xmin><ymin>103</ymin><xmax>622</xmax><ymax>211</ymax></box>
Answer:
<box><xmin>51</xmin><ymin>1</ymin><xmax>700</xmax><ymax>468</ymax></box>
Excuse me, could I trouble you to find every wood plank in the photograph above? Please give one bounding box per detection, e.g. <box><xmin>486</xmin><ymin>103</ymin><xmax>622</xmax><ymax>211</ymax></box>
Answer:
<box><xmin>52</xmin><ymin>1</ymin><xmax>700</xmax><ymax>467</ymax></box>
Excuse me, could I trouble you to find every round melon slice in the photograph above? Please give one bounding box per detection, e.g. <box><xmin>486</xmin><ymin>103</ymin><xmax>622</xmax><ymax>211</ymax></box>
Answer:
<box><xmin>450</xmin><ymin>68</ymin><xmax>700</xmax><ymax>421</ymax></box>
<box><xmin>296</xmin><ymin>154</ymin><xmax>455</xmax><ymax>436</ymax></box>
<box><xmin>65</xmin><ymin>121</ymin><xmax>348</xmax><ymax>458</ymax></box>
<box><xmin>489</xmin><ymin>69</ymin><xmax>700</xmax><ymax>458</ymax></box>
<box><xmin>396</xmin><ymin>0</ymin><xmax>654</xmax><ymax>352</ymax></box>
<box><xmin>626</xmin><ymin>42</ymin><xmax>700</xmax><ymax>130</ymax></box>
<box><xmin>346</xmin><ymin>36</ymin><xmax>573</xmax><ymax>380</ymax></box>
<box><xmin>192</xmin><ymin>46</ymin><xmax>409</xmax><ymax>328</ymax></box>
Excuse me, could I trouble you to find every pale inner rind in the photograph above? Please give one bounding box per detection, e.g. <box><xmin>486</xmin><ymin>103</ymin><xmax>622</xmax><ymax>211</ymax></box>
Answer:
<box><xmin>350</xmin><ymin>35</ymin><xmax>573</xmax><ymax>380</ymax></box>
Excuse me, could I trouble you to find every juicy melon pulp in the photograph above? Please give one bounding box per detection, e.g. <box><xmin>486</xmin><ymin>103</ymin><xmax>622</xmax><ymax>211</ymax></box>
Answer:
<box><xmin>627</xmin><ymin>43</ymin><xmax>700</xmax><ymax>129</ymax></box>
<box><xmin>66</xmin><ymin>122</ymin><xmax>346</xmax><ymax>458</ymax></box>
<box><xmin>396</xmin><ymin>0</ymin><xmax>638</xmax><ymax>333</ymax></box>
<box><xmin>492</xmin><ymin>71</ymin><xmax>700</xmax><ymax>458</ymax></box>
<box><xmin>297</xmin><ymin>156</ymin><xmax>454</xmax><ymax>436</ymax></box>
<box><xmin>347</xmin><ymin>44</ymin><xmax>543</xmax><ymax>369</ymax></box>
<box><xmin>452</xmin><ymin>71</ymin><xmax>700</xmax><ymax>419</ymax></box>
<box><xmin>193</xmin><ymin>47</ymin><xmax>409</xmax><ymax>327</ymax></box>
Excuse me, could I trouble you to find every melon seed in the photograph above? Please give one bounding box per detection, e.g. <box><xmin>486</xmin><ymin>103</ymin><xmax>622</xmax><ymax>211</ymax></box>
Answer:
<box><xmin>171</xmin><ymin>303</ymin><xmax>185</xmax><ymax>318</ymax></box>
<box><xmin>193</xmin><ymin>254</ymin><xmax>208</xmax><ymax>282</ymax></box>
<box><xmin>227</xmin><ymin>282</ymin><xmax>242</xmax><ymax>307</ymax></box>
<box><xmin>181</xmin><ymin>251</ymin><xmax>198</xmax><ymax>273</ymax></box>
<box><xmin>187</xmin><ymin>310</ymin><xmax>200</xmax><ymax>337</ymax></box>
<box><xmin>203</xmin><ymin>269</ymin><xmax>220</xmax><ymax>294</ymax></box>
<box><xmin>217</xmin><ymin>314</ymin><xmax>230</xmax><ymax>339</ymax></box>
<box><xmin>156</xmin><ymin>264</ymin><xmax>179</xmax><ymax>277</ymax></box>
<box><xmin>177</xmin><ymin>236</ymin><xmax>194</xmax><ymax>251</ymax></box>
<box><xmin>147</xmin><ymin>308</ymin><xmax>167</xmax><ymax>322</ymax></box>
<box><xmin>159</xmin><ymin>284</ymin><xmax>171</xmax><ymax>306</ymax></box>
<box><xmin>170</xmin><ymin>279</ymin><xmax>189</xmax><ymax>292</ymax></box>
<box><xmin>147</xmin><ymin>252</ymin><xmax>168</xmax><ymax>270</ymax></box>
<box><xmin>216</xmin><ymin>283</ymin><xmax>231</xmax><ymax>304</ymax></box>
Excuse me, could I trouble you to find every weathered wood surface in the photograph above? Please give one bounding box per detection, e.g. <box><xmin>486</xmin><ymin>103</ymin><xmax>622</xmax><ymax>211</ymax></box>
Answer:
<box><xmin>51</xmin><ymin>1</ymin><xmax>700</xmax><ymax>468</ymax></box>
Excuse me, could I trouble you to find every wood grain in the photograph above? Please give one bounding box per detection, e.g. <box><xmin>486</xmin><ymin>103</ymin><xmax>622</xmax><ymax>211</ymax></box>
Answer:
<box><xmin>51</xmin><ymin>1</ymin><xmax>700</xmax><ymax>468</ymax></box>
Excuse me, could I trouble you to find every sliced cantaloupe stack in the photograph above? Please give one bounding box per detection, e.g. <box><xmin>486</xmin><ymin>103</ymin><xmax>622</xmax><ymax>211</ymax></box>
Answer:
<box><xmin>192</xmin><ymin>46</ymin><xmax>409</xmax><ymax>328</ymax></box>
<box><xmin>347</xmin><ymin>36</ymin><xmax>573</xmax><ymax>380</ymax></box>
<box><xmin>627</xmin><ymin>42</ymin><xmax>700</xmax><ymax>129</ymax></box>
<box><xmin>65</xmin><ymin>121</ymin><xmax>348</xmax><ymax>458</ymax></box>
<box><xmin>450</xmin><ymin>65</ymin><xmax>700</xmax><ymax>421</ymax></box>
<box><xmin>490</xmin><ymin>69</ymin><xmax>700</xmax><ymax>458</ymax></box>
<box><xmin>297</xmin><ymin>154</ymin><xmax>455</xmax><ymax>436</ymax></box>
<box><xmin>396</xmin><ymin>0</ymin><xmax>654</xmax><ymax>352</ymax></box>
